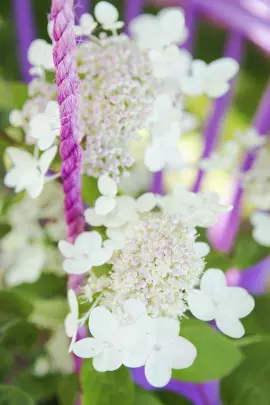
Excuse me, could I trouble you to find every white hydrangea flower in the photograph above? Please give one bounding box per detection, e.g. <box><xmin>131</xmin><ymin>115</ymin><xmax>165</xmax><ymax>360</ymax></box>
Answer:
<box><xmin>119</xmin><ymin>163</ymin><xmax>152</xmax><ymax>197</ymax></box>
<box><xmin>235</xmin><ymin>127</ymin><xmax>266</xmax><ymax>150</ymax></box>
<box><xmin>85</xmin><ymin>192</ymin><xmax>156</xmax><ymax>229</ymax></box>
<box><xmin>187</xmin><ymin>269</ymin><xmax>255</xmax><ymax>338</ymax></box>
<box><xmin>250</xmin><ymin>211</ymin><xmax>270</xmax><ymax>247</ymax></box>
<box><xmin>29</xmin><ymin>101</ymin><xmax>60</xmax><ymax>150</ymax></box>
<box><xmin>145</xmin><ymin>121</ymin><xmax>183</xmax><ymax>172</ymax></box>
<box><xmin>180</xmin><ymin>57</ymin><xmax>239</xmax><ymax>98</ymax></box>
<box><xmin>4</xmin><ymin>146</ymin><xmax>57</xmax><ymax>198</ymax></box>
<box><xmin>27</xmin><ymin>39</ymin><xmax>54</xmax><ymax>73</ymax></box>
<box><xmin>107</xmin><ymin>212</ymin><xmax>207</xmax><ymax>318</ymax></box>
<box><xmin>95</xmin><ymin>174</ymin><xmax>118</xmax><ymax>215</ymax></box>
<box><xmin>242</xmin><ymin>147</ymin><xmax>270</xmax><ymax>210</ymax></box>
<box><xmin>58</xmin><ymin>231</ymin><xmax>113</xmax><ymax>275</ymax></box>
<box><xmin>148</xmin><ymin>46</ymin><xmax>191</xmax><ymax>81</ymax></box>
<box><xmin>74</xmin><ymin>13</ymin><xmax>98</xmax><ymax>36</ymax></box>
<box><xmin>144</xmin><ymin>317</ymin><xmax>197</xmax><ymax>387</ymax></box>
<box><xmin>9</xmin><ymin>109</ymin><xmax>24</xmax><ymax>127</ymax></box>
<box><xmin>199</xmin><ymin>140</ymin><xmax>241</xmax><ymax>172</ymax></box>
<box><xmin>94</xmin><ymin>1</ymin><xmax>124</xmax><ymax>32</ymax></box>
<box><xmin>4</xmin><ymin>245</ymin><xmax>45</xmax><ymax>286</ymax></box>
<box><xmin>159</xmin><ymin>185</ymin><xmax>232</xmax><ymax>227</ymax></box>
<box><xmin>73</xmin><ymin>306</ymin><xmax>125</xmax><ymax>372</ymax></box>
<box><xmin>130</xmin><ymin>8</ymin><xmax>187</xmax><ymax>50</ymax></box>
<box><xmin>64</xmin><ymin>289</ymin><xmax>79</xmax><ymax>351</ymax></box>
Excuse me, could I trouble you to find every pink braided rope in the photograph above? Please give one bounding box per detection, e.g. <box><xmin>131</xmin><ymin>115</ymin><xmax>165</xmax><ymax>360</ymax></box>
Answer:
<box><xmin>51</xmin><ymin>0</ymin><xmax>85</xmax><ymax>243</ymax></box>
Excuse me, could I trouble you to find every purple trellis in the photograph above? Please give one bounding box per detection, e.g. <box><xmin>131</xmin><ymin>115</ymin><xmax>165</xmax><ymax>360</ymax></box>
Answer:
<box><xmin>12</xmin><ymin>0</ymin><xmax>36</xmax><ymax>83</ymax></box>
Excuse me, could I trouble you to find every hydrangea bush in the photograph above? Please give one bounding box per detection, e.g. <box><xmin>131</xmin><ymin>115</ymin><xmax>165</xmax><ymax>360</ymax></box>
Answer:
<box><xmin>0</xmin><ymin>1</ymin><xmax>269</xmax><ymax>404</ymax></box>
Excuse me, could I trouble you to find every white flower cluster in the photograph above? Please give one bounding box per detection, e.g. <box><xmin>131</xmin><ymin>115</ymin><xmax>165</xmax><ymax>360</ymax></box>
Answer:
<box><xmin>7</xmin><ymin>1</ymin><xmax>239</xmax><ymax>186</ymax></box>
<box><xmin>0</xmin><ymin>182</ymin><xmax>65</xmax><ymax>286</ymax></box>
<box><xmin>3</xmin><ymin>0</ymin><xmax>256</xmax><ymax>390</ymax></box>
<box><xmin>200</xmin><ymin>127</ymin><xmax>266</xmax><ymax>173</ymax></box>
<box><xmin>58</xmin><ymin>173</ymin><xmax>254</xmax><ymax>387</ymax></box>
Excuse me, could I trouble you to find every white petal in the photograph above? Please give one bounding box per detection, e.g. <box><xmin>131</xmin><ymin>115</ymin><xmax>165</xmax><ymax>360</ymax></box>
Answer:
<box><xmin>145</xmin><ymin>144</ymin><xmax>165</xmax><ymax>172</ymax></box>
<box><xmin>136</xmin><ymin>193</ymin><xmax>156</xmax><ymax>213</ymax></box>
<box><xmin>154</xmin><ymin>317</ymin><xmax>180</xmax><ymax>345</ymax></box>
<box><xmin>75</xmin><ymin>231</ymin><xmax>102</xmax><ymax>254</ymax></box>
<box><xmin>85</xmin><ymin>208</ymin><xmax>104</xmax><ymax>226</ymax></box>
<box><xmin>123</xmin><ymin>299</ymin><xmax>147</xmax><ymax>320</ymax></box>
<box><xmin>95</xmin><ymin>196</ymin><xmax>116</xmax><ymax>215</ymax></box>
<box><xmin>98</xmin><ymin>174</ymin><xmax>117</xmax><ymax>197</ymax></box>
<box><xmin>170</xmin><ymin>336</ymin><xmax>197</xmax><ymax>369</ymax></box>
<box><xmin>206</xmin><ymin>81</ymin><xmax>229</xmax><ymax>98</ymax></box>
<box><xmin>58</xmin><ymin>240</ymin><xmax>77</xmax><ymax>259</ymax></box>
<box><xmin>194</xmin><ymin>242</ymin><xmax>210</xmax><ymax>258</ymax></box>
<box><xmin>208</xmin><ymin>58</ymin><xmax>239</xmax><ymax>82</ymax></box>
<box><xmin>89</xmin><ymin>306</ymin><xmax>118</xmax><ymax>342</ymax></box>
<box><xmin>27</xmin><ymin>39</ymin><xmax>49</xmax><ymax>66</ymax></box>
<box><xmin>64</xmin><ymin>313</ymin><xmax>78</xmax><ymax>338</ymax></box>
<box><xmin>158</xmin><ymin>8</ymin><xmax>185</xmax><ymax>44</ymax></box>
<box><xmin>38</xmin><ymin>145</ymin><xmax>57</xmax><ymax>174</ymax></box>
<box><xmin>6</xmin><ymin>147</ymin><xmax>33</xmax><ymax>165</ymax></box>
<box><xmin>45</xmin><ymin>100</ymin><xmax>59</xmax><ymax>118</ymax></box>
<box><xmin>116</xmin><ymin>196</ymin><xmax>137</xmax><ymax>222</ymax></box>
<box><xmin>91</xmin><ymin>247</ymin><xmax>113</xmax><ymax>266</ymax></box>
<box><xmin>187</xmin><ymin>290</ymin><xmax>215</xmax><ymax>321</ymax></box>
<box><xmin>26</xmin><ymin>176</ymin><xmax>44</xmax><ymax>198</ymax></box>
<box><xmin>216</xmin><ymin>311</ymin><xmax>245</xmax><ymax>338</ymax></box>
<box><xmin>63</xmin><ymin>258</ymin><xmax>92</xmax><ymax>275</ymax></box>
<box><xmin>67</xmin><ymin>289</ymin><xmax>78</xmax><ymax>316</ymax></box>
<box><xmin>73</xmin><ymin>338</ymin><xmax>103</xmax><ymax>358</ymax></box>
<box><xmin>200</xmin><ymin>268</ymin><xmax>227</xmax><ymax>300</ymax></box>
<box><xmin>218</xmin><ymin>287</ymin><xmax>255</xmax><ymax>319</ymax></box>
<box><xmin>253</xmin><ymin>226</ymin><xmax>270</xmax><ymax>247</ymax></box>
<box><xmin>93</xmin><ymin>347</ymin><xmax>122</xmax><ymax>372</ymax></box>
<box><xmin>9</xmin><ymin>110</ymin><xmax>23</xmax><ymax>127</ymax></box>
<box><xmin>145</xmin><ymin>350</ymin><xmax>172</xmax><ymax>388</ymax></box>
<box><xmin>94</xmin><ymin>1</ymin><xmax>119</xmax><ymax>25</ymax></box>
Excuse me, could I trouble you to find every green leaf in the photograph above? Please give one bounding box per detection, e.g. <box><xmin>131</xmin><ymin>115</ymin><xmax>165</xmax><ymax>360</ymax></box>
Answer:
<box><xmin>57</xmin><ymin>374</ymin><xmax>79</xmax><ymax>405</ymax></box>
<box><xmin>156</xmin><ymin>391</ymin><xmax>193</xmax><ymax>405</ymax></box>
<box><xmin>0</xmin><ymin>385</ymin><xmax>34</xmax><ymax>405</ymax></box>
<box><xmin>221</xmin><ymin>341</ymin><xmax>270</xmax><ymax>405</ymax></box>
<box><xmin>13</xmin><ymin>373</ymin><xmax>59</xmax><ymax>402</ymax></box>
<box><xmin>134</xmin><ymin>387</ymin><xmax>163</xmax><ymax>405</ymax></box>
<box><xmin>172</xmin><ymin>319</ymin><xmax>243</xmax><ymax>382</ymax></box>
<box><xmin>1</xmin><ymin>320</ymin><xmax>39</xmax><ymax>354</ymax></box>
<box><xmin>30</xmin><ymin>298</ymin><xmax>67</xmax><ymax>330</ymax></box>
<box><xmin>231</xmin><ymin>225</ymin><xmax>269</xmax><ymax>269</ymax></box>
<box><xmin>0</xmin><ymin>290</ymin><xmax>33</xmax><ymax>326</ymax></box>
<box><xmin>0</xmin><ymin>349</ymin><xmax>13</xmax><ymax>381</ymax></box>
<box><xmin>242</xmin><ymin>295</ymin><xmax>270</xmax><ymax>336</ymax></box>
<box><xmin>81</xmin><ymin>360</ymin><xmax>134</xmax><ymax>405</ymax></box>
<box><xmin>13</xmin><ymin>273</ymin><xmax>66</xmax><ymax>299</ymax></box>
<box><xmin>82</xmin><ymin>175</ymin><xmax>100</xmax><ymax>207</ymax></box>
<box><xmin>0</xmin><ymin>80</ymin><xmax>27</xmax><ymax>110</ymax></box>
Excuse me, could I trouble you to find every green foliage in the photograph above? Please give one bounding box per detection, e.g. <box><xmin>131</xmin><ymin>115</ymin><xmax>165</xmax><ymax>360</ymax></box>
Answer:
<box><xmin>82</xmin><ymin>175</ymin><xmax>100</xmax><ymax>207</ymax></box>
<box><xmin>0</xmin><ymin>80</ymin><xmax>27</xmax><ymax>110</ymax></box>
<box><xmin>0</xmin><ymin>290</ymin><xmax>33</xmax><ymax>327</ymax></box>
<box><xmin>13</xmin><ymin>373</ymin><xmax>59</xmax><ymax>403</ymax></box>
<box><xmin>221</xmin><ymin>341</ymin><xmax>270</xmax><ymax>405</ymax></box>
<box><xmin>242</xmin><ymin>295</ymin><xmax>270</xmax><ymax>337</ymax></box>
<box><xmin>134</xmin><ymin>387</ymin><xmax>164</xmax><ymax>405</ymax></box>
<box><xmin>57</xmin><ymin>374</ymin><xmax>80</xmax><ymax>405</ymax></box>
<box><xmin>13</xmin><ymin>273</ymin><xmax>66</xmax><ymax>300</ymax></box>
<box><xmin>0</xmin><ymin>349</ymin><xmax>12</xmax><ymax>381</ymax></box>
<box><xmin>0</xmin><ymin>385</ymin><xmax>34</xmax><ymax>405</ymax></box>
<box><xmin>81</xmin><ymin>360</ymin><xmax>134</xmax><ymax>405</ymax></box>
<box><xmin>30</xmin><ymin>298</ymin><xmax>67</xmax><ymax>330</ymax></box>
<box><xmin>231</xmin><ymin>226</ymin><xmax>269</xmax><ymax>269</ymax></box>
<box><xmin>156</xmin><ymin>391</ymin><xmax>192</xmax><ymax>405</ymax></box>
<box><xmin>173</xmin><ymin>319</ymin><xmax>243</xmax><ymax>382</ymax></box>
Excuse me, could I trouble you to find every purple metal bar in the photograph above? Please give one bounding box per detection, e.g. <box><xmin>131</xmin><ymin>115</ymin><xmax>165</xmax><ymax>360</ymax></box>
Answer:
<box><xmin>151</xmin><ymin>170</ymin><xmax>165</xmax><ymax>195</ymax></box>
<box><xmin>182</xmin><ymin>2</ymin><xmax>198</xmax><ymax>53</ymax></box>
<box><xmin>192</xmin><ymin>31</ymin><xmax>244</xmax><ymax>192</ymax></box>
<box><xmin>124</xmin><ymin>0</ymin><xmax>144</xmax><ymax>33</ymax></box>
<box><xmin>12</xmin><ymin>0</ymin><xmax>36</xmax><ymax>83</ymax></box>
<box><xmin>74</xmin><ymin>0</ymin><xmax>90</xmax><ymax>22</ymax></box>
<box><xmin>208</xmin><ymin>81</ymin><xmax>270</xmax><ymax>253</ymax></box>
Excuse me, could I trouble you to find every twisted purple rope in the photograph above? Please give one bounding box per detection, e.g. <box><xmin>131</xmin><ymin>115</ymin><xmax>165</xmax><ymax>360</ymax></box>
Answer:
<box><xmin>51</xmin><ymin>0</ymin><xmax>85</xmax><ymax>243</ymax></box>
